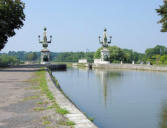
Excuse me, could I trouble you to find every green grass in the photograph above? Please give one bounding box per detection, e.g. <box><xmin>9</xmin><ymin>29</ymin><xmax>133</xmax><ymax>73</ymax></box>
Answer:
<box><xmin>23</xmin><ymin>95</ymin><xmax>39</xmax><ymax>101</ymax></box>
<box><xmin>42</xmin><ymin>120</ymin><xmax>51</xmax><ymax>125</ymax></box>
<box><xmin>88</xmin><ymin>117</ymin><xmax>94</xmax><ymax>122</ymax></box>
<box><xmin>35</xmin><ymin>69</ymin><xmax>69</xmax><ymax>115</ymax></box>
<box><xmin>84</xmin><ymin>112</ymin><xmax>94</xmax><ymax>122</ymax></box>
<box><xmin>56</xmin><ymin>107</ymin><xmax>69</xmax><ymax>115</ymax></box>
<box><xmin>59</xmin><ymin>121</ymin><xmax>75</xmax><ymax>126</ymax></box>
<box><xmin>37</xmin><ymin>101</ymin><xmax>49</xmax><ymax>105</ymax></box>
<box><xmin>33</xmin><ymin>107</ymin><xmax>45</xmax><ymax>111</ymax></box>
<box><xmin>47</xmin><ymin>102</ymin><xmax>69</xmax><ymax>115</ymax></box>
<box><xmin>31</xmin><ymin>69</ymin><xmax>74</xmax><ymax>127</ymax></box>
<box><xmin>35</xmin><ymin>70</ymin><xmax>55</xmax><ymax>101</ymax></box>
<box><xmin>42</xmin><ymin>116</ymin><xmax>51</xmax><ymax>126</ymax></box>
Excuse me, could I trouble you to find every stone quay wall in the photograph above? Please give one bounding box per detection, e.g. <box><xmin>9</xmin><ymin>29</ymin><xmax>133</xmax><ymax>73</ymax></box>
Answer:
<box><xmin>92</xmin><ymin>64</ymin><xmax>167</xmax><ymax>72</ymax></box>
<box><xmin>47</xmin><ymin>71</ymin><xmax>98</xmax><ymax>128</ymax></box>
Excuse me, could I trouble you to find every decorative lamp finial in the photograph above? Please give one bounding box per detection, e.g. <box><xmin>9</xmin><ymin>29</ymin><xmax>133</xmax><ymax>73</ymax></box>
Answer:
<box><xmin>44</xmin><ymin>27</ymin><xmax>47</xmax><ymax>31</ymax></box>
<box><xmin>99</xmin><ymin>28</ymin><xmax>112</xmax><ymax>47</ymax></box>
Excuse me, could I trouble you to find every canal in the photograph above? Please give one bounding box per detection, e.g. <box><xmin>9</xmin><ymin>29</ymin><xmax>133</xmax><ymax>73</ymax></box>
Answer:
<box><xmin>53</xmin><ymin>67</ymin><xmax>167</xmax><ymax>128</ymax></box>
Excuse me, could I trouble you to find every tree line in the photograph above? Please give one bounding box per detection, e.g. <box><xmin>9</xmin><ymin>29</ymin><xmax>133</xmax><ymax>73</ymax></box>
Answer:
<box><xmin>0</xmin><ymin>0</ymin><xmax>167</xmax><ymax>66</ymax></box>
<box><xmin>0</xmin><ymin>45</ymin><xmax>167</xmax><ymax>66</ymax></box>
<box><xmin>94</xmin><ymin>45</ymin><xmax>167</xmax><ymax>64</ymax></box>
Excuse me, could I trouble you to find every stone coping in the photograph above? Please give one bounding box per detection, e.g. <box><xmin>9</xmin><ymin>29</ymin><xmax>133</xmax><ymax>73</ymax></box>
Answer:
<box><xmin>46</xmin><ymin>72</ymin><xmax>98</xmax><ymax>128</ymax></box>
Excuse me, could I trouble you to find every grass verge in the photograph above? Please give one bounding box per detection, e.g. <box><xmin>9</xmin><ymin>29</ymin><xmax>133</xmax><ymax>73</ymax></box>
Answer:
<box><xmin>32</xmin><ymin>68</ymin><xmax>75</xmax><ymax>127</ymax></box>
<box><xmin>35</xmin><ymin>69</ymin><xmax>70</xmax><ymax>115</ymax></box>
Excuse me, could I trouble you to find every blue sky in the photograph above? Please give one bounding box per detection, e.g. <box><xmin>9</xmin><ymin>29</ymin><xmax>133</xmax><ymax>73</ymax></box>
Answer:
<box><xmin>1</xmin><ymin>0</ymin><xmax>166</xmax><ymax>53</ymax></box>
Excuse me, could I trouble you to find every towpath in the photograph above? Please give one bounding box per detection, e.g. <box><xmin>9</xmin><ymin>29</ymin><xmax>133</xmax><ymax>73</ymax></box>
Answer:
<box><xmin>0</xmin><ymin>67</ymin><xmax>71</xmax><ymax>128</ymax></box>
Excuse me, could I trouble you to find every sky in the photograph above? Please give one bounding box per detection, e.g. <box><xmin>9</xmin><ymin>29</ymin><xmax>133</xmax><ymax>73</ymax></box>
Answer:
<box><xmin>1</xmin><ymin>0</ymin><xmax>166</xmax><ymax>53</ymax></box>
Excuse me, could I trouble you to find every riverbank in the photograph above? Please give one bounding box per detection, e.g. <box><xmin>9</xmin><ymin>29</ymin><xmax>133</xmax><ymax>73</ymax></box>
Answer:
<box><xmin>73</xmin><ymin>63</ymin><xmax>167</xmax><ymax>72</ymax></box>
<box><xmin>0</xmin><ymin>67</ymin><xmax>97</xmax><ymax>128</ymax></box>
<box><xmin>92</xmin><ymin>64</ymin><xmax>167</xmax><ymax>72</ymax></box>
<box><xmin>47</xmin><ymin>70</ymin><xmax>97</xmax><ymax>128</ymax></box>
<box><xmin>0</xmin><ymin>67</ymin><xmax>74</xmax><ymax>128</ymax></box>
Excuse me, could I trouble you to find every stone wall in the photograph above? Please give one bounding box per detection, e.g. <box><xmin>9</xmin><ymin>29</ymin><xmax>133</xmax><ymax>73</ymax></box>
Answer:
<box><xmin>92</xmin><ymin>64</ymin><xmax>167</xmax><ymax>72</ymax></box>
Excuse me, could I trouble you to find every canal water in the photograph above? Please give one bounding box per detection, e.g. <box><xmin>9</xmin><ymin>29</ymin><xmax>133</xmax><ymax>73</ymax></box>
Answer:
<box><xmin>53</xmin><ymin>68</ymin><xmax>167</xmax><ymax>128</ymax></box>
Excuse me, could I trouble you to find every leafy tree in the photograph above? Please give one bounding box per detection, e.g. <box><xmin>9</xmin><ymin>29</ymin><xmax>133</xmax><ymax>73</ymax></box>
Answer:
<box><xmin>54</xmin><ymin>52</ymin><xmax>94</xmax><ymax>63</ymax></box>
<box><xmin>94</xmin><ymin>48</ymin><xmax>102</xmax><ymax>59</ymax></box>
<box><xmin>145</xmin><ymin>45</ymin><xmax>167</xmax><ymax>58</ymax></box>
<box><xmin>94</xmin><ymin>46</ymin><xmax>143</xmax><ymax>63</ymax></box>
<box><xmin>0</xmin><ymin>54</ymin><xmax>19</xmax><ymax>67</ymax></box>
<box><xmin>26</xmin><ymin>52</ymin><xmax>38</xmax><ymax>61</ymax></box>
<box><xmin>145</xmin><ymin>45</ymin><xmax>167</xmax><ymax>65</ymax></box>
<box><xmin>85</xmin><ymin>52</ymin><xmax>94</xmax><ymax>62</ymax></box>
<box><xmin>156</xmin><ymin>0</ymin><xmax>167</xmax><ymax>32</ymax></box>
<box><xmin>160</xmin><ymin>55</ymin><xmax>167</xmax><ymax>64</ymax></box>
<box><xmin>0</xmin><ymin>0</ymin><xmax>25</xmax><ymax>50</ymax></box>
<box><xmin>108</xmin><ymin>46</ymin><xmax>124</xmax><ymax>63</ymax></box>
<box><xmin>122</xmin><ymin>49</ymin><xmax>133</xmax><ymax>63</ymax></box>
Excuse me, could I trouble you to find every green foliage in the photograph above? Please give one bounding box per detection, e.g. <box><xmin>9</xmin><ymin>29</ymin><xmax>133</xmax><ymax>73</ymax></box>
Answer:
<box><xmin>160</xmin><ymin>55</ymin><xmax>167</xmax><ymax>64</ymax></box>
<box><xmin>54</xmin><ymin>52</ymin><xmax>94</xmax><ymax>63</ymax></box>
<box><xmin>88</xmin><ymin>117</ymin><xmax>94</xmax><ymax>122</ymax></box>
<box><xmin>0</xmin><ymin>54</ymin><xmax>19</xmax><ymax>67</ymax></box>
<box><xmin>1</xmin><ymin>51</ymin><xmax>41</xmax><ymax>62</ymax></box>
<box><xmin>1</xmin><ymin>44</ymin><xmax>167</xmax><ymax>65</ymax></box>
<box><xmin>156</xmin><ymin>1</ymin><xmax>167</xmax><ymax>32</ymax></box>
<box><xmin>35</xmin><ymin>70</ymin><xmax>69</xmax><ymax>115</ymax></box>
<box><xmin>56</xmin><ymin>107</ymin><xmax>69</xmax><ymax>115</ymax></box>
<box><xmin>145</xmin><ymin>45</ymin><xmax>167</xmax><ymax>65</ymax></box>
<box><xmin>145</xmin><ymin>45</ymin><xmax>167</xmax><ymax>58</ymax></box>
<box><xmin>0</xmin><ymin>0</ymin><xmax>25</xmax><ymax>50</ymax></box>
<box><xmin>26</xmin><ymin>52</ymin><xmax>38</xmax><ymax>61</ymax></box>
<box><xmin>59</xmin><ymin>121</ymin><xmax>75</xmax><ymax>126</ymax></box>
<box><xmin>94</xmin><ymin>48</ymin><xmax>102</xmax><ymax>59</ymax></box>
<box><xmin>109</xmin><ymin>46</ymin><xmax>124</xmax><ymax>62</ymax></box>
<box><xmin>1</xmin><ymin>51</ymin><xmax>95</xmax><ymax>63</ymax></box>
<box><xmin>94</xmin><ymin>46</ymin><xmax>144</xmax><ymax>63</ymax></box>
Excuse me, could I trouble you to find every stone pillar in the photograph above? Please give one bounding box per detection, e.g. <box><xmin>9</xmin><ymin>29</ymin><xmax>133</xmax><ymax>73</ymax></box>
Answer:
<box><xmin>38</xmin><ymin>28</ymin><xmax>52</xmax><ymax>65</ymax></box>
<box><xmin>132</xmin><ymin>60</ymin><xmax>135</xmax><ymax>65</ymax></box>
<box><xmin>41</xmin><ymin>49</ymin><xmax>50</xmax><ymax>64</ymax></box>
<box><xmin>121</xmin><ymin>61</ymin><xmax>123</xmax><ymax>64</ymax></box>
<box><xmin>101</xmin><ymin>48</ymin><xmax>110</xmax><ymax>62</ymax></box>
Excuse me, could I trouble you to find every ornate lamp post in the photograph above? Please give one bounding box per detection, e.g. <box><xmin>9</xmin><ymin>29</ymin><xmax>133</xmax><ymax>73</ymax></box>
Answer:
<box><xmin>98</xmin><ymin>28</ymin><xmax>112</xmax><ymax>62</ymax></box>
<box><xmin>38</xmin><ymin>27</ymin><xmax>52</xmax><ymax>64</ymax></box>
<box><xmin>99</xmin><ymin>28</ymin><xmax>112</xmax><ymax>48</ymax></box>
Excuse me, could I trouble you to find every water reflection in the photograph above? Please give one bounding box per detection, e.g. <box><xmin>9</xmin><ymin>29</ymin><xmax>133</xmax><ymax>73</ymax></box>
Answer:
<box><xmin>160</xmin><ymin>102</ymin><xmax>167</xmax><ymax>128</ymax></box>
<box><xmin>94</xmin><ymin>69</ymin><xmax>122</xmax><ymax>106</ymax></box>
<box><xmin>53</xmin><ymin>68</ymin><xmax>167</xmax><ymax>128</ymax></box>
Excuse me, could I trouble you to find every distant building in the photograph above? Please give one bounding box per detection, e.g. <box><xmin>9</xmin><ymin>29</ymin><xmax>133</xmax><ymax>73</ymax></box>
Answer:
<box><xmin>94</xmin><ymin>59</ymin><xmax>110</xmax><ymax>64</ymax></box>
<box><xmin>78</xmin><ymin>59</ymin><xmax>88</xmax><ymax>64</ymax></box>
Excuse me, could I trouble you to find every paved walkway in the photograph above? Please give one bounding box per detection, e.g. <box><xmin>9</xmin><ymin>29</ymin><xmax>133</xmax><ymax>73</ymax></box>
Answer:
<box><xmin>0</xmin><ymin>68</ymin><xmax>46</xmax><ymax>128</ymax></box>
<box><xmin>0</xmin><ymin>67</ymin><xmax>98</xmax><ymax>128</ymax></box>
<box><xmin>0</xmin><ymin>67</ymin><xmax>71</xmax><ymax>128</ymax></box>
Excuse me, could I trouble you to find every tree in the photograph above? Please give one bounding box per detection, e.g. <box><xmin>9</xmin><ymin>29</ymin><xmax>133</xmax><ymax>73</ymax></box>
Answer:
<box><xmin>26</xmin><ymin>52</ymin><xmax>37</xmax><ymax>61</ymax></box>
<box><xmin>156</xmin><ymin>0</ymin><xmax>167</xmax><ymax>32</ymax></box>
<box><xmin>145</xmin><ymin>45</ymin><xmax>167</xmax><ymax>64</ymax></box>
<box><xmin>0</xmin><ymin>54</ymin><xmax>19</xmax><ymax>67</ymax></box>
<box><xmin>94</xmin><ymin>48</ymin><xmax>102</xmax><ymax>59</ymax></box>
<box><xmin>94</xmin><ymin>46</ymin><xmax>143</xmax><ymax>63</ymax></box>
<box><xmin>0</xmin><ymin>0</ymin><xmax>25</xmax><ymax>50</ymax></box>
<box><xmin>145</xmin><ymin>45</ymin><xmax>167</xmax><ymax>58</ymax></box>
<box><xmin>108</xmin><ymin>46</ymin><xmax>124</xmax><ymax>63</ymax></box>
<box><xmin>160</xmin><ymin>55</ymin><xmax>167</xmax><ymax>64</ymax></box>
